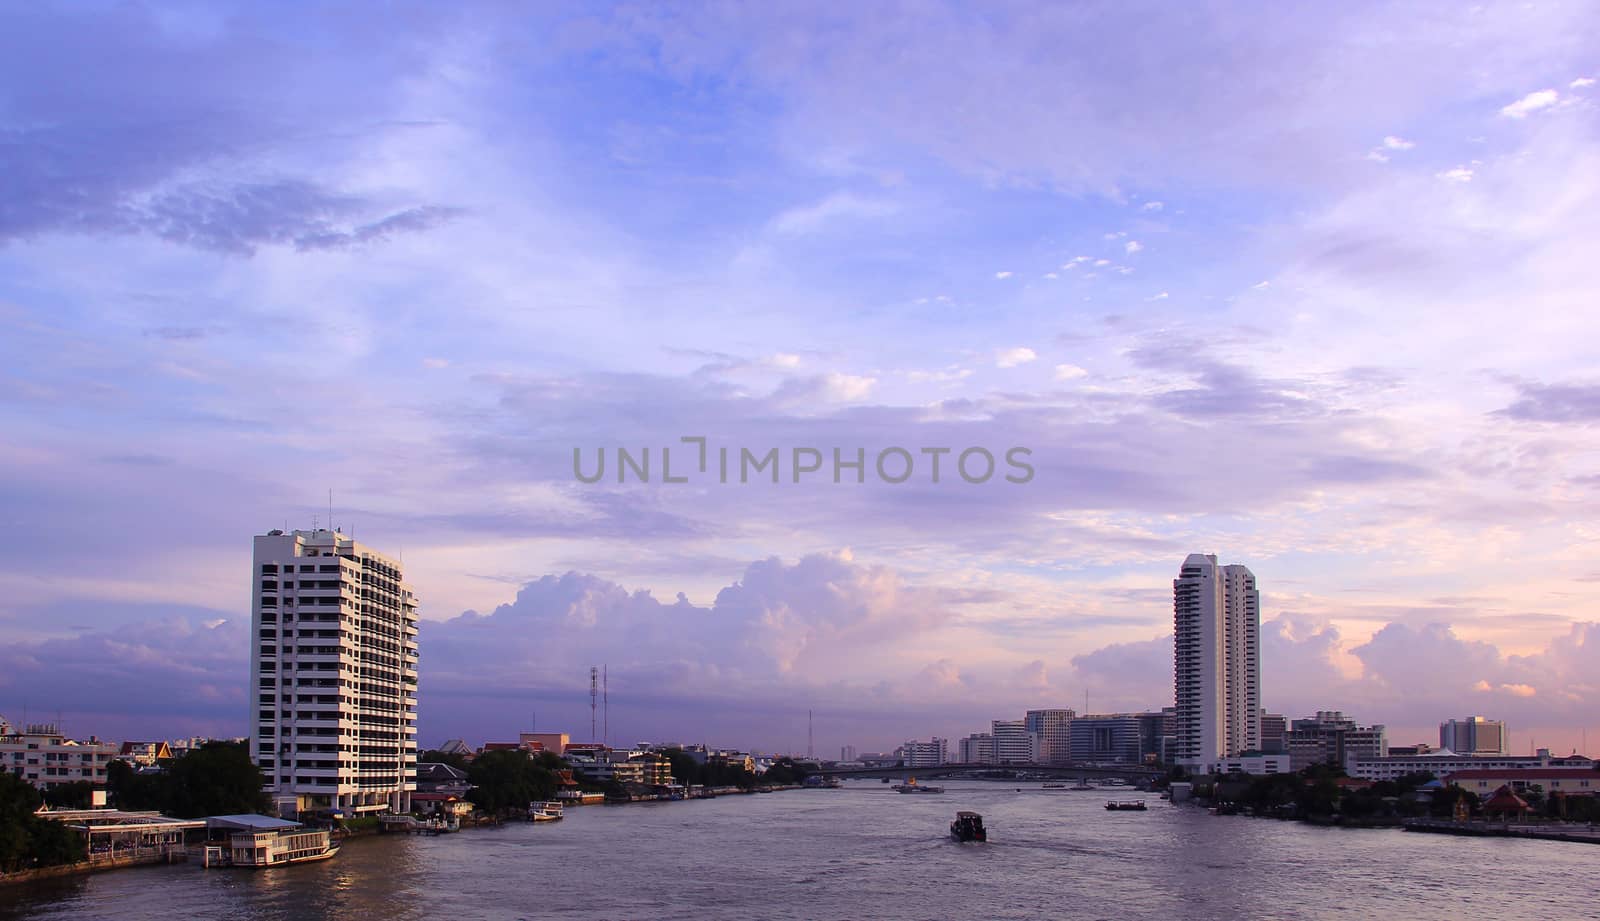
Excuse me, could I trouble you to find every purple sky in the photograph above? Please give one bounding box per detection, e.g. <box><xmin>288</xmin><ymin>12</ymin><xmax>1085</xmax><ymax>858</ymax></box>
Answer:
<box><xmin>2</xmin><ymin>3</ymin><xmax>1599</xmax><ymax>757</ymax></box>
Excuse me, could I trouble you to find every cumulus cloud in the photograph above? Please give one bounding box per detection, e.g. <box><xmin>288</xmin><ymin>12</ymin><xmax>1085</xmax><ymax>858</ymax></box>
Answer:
<box><xmin>994</xmin><ymin>270</ymin><xmax>1014</xmax><ymax>279</ymax></box>
<box><xmin>1383</xmin><ymin>135</ymin><xmax>1415</xmax><ymax>150</ymax></box>
<box><xmin>1125</xmin><ymin>240</ymin><xmax>1143</xmax><ymax>254</ymax></box>
<box><xmin>995</xmin><ymin>347</ymin><xmax>1037</xmax><ymax>368</ymax></box>
<box><xmin>1572</xmin><ymin>77</ymin><xmax>1597</xmax><ymax>89</ymax></box>
<box><xmin>1499</xmin><ymin>89</ymin><xmax>1560</xmax><ymax>118</ymax></box>
<box><xmin>1054</xmin><ymin>363</ymin><xmax>1088</xmax><ymax>381</ymax></box>
<box><xmin>1435</xmin><ymin>166</ymin><xmax>1474</xmax><ymax>183</ymax></box>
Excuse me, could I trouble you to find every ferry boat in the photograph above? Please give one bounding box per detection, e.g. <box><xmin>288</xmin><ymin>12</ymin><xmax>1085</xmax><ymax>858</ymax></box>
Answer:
<box><xmin>200</xmin><ymin>815</ymin><xmax>339</xmax><ymax>868</ymax></box>
<box><xmin>1105</xmin><ymin>800</ymin><xmax>1148</xmax><ymax>811</ymax></box>
<box><xmin>950</xmin><ymin>811</ymin><xmax>987</xmax><ymax>843</ymax></box>
<box><xmin>529</xmin><ymin>801</ymin><xmax>565</xmax><ymax>822</ymax></box>
<box><xmin>892</xmin><ymin>777</ymin><xmax>945</xmax><ymax>794</ymax></box>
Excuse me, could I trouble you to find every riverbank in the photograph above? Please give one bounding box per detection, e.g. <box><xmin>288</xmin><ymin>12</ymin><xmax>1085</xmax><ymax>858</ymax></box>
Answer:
<box><xmin>1403</xmin><ymin>818</ymin><xmax>1600</xmax><ymax>844</ymax></box>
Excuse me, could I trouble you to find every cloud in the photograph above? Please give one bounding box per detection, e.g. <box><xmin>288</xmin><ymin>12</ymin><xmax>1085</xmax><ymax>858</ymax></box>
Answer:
<box><xmin>1572</xmin><ymin>77</ymin><xmax>1597</xmax><ymax>89</ymax></box>
<box><xmin>1054</xmin><ymin>363</ymin><xmax>1088</xmax><ymax>381</ymax></box>
<box><xmin>769</xmin><ymin>192</ymin><xmax>898</xmax><ymax>235</ymax></box>
<box><xmin>1382</xmin><ymin>135</ymin><xmax>1415</xmax><ymax>150</ymax></box>
<box><xmin>1496</xmin><ymin>380</ymin><xmax>1600</xmax><ymax>422</ymax></box>
<box><xmin>1435</xmin><ymin>166</ymin><xmax>1473</xmax><ymax>183</ymax></box>
<box><xmin>1141</xmin><ymin>201</ymin><xmax>1164</xmax><ymax>211</ymax></box>
<box><xmin>994</xmin><ymin>270</ymin><xmax>1013</xmax><ymax>279</ymax></box>
<box><xmin>1499</xmin><ymin>89</ymin><xmax>1560</xmax><ymax>119</ymax></box>
<box><xmin>1124</xmin><ymin>240</ymin><xmax>1143</xmax><ymax>254</ymax></box>
<box><xmin>995</xmin><ymin>347</ymin><xmax>1037</xmax><ymax>368</ymax></box>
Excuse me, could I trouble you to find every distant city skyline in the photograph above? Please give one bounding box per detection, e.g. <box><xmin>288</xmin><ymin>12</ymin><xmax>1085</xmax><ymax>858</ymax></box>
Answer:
<box><xmin>2</xmin><ymin>5</ymin><xmax>1599</xmax><ymax>757</ymax></box>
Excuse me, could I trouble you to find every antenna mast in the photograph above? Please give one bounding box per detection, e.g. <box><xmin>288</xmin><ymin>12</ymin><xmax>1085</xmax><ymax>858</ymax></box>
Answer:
<box><xmin>808</xmin><ymin>709</ymin><xmax>814</xmax><ymax>759</ymax></box>
<box><xmin>603</xmin><ymin>665</ymin><xmax>609</xmax><ymax>746</ymax></box>
<box><xmin>590</xmin><ymin>667</ymin><xmax>598</xmax><ymax>742</ymax></box>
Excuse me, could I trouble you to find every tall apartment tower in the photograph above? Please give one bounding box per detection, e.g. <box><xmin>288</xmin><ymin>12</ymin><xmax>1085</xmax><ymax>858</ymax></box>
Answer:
<box><xmin>250</xmin><ymin>528</ymin><xmax>418</xmax><ymax>817</ymax></box>
<box><xmin>1173</xmin><ymin>553</ymin><xmax>1260</xmax><ymax>769</ymax></box>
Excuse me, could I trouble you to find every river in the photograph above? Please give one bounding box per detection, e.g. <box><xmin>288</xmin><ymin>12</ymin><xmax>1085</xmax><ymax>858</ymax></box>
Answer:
<box><xmin>4</xmin><ymin>780</ymin><xmax>1592</xmax><ymax>920</ymax></box>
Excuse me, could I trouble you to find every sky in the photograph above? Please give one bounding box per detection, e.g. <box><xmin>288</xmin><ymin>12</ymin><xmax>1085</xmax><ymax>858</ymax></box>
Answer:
<box><xmin>2</xmin><ymin>1</ymin><xmax>1599</xmax><ymax>757</ymax></box>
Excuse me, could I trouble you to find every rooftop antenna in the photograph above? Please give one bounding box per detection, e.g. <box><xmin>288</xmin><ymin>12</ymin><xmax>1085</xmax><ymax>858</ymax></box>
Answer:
<box><xmin>808</xmin><ymin>709</ymin><xmax>814</xmax><ymax>759</ymax></box>
<box><xmin>590</xmin><ymin>667</ymin><xmax>599</xmax><ymax>742</ymax></box>
<box><xmin>328</xmin><ymin>488</ymin><xmax>334</xmax><ymax>532</ymax></box>
<box><xmin>603</xmin><ymin>665</ymin><xmax>609</xmax><ymax>746</ymax></box>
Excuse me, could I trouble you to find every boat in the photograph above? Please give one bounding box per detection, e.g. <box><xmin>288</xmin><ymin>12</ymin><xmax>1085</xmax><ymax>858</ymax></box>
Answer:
<box><xmin>892</xmin><ymin>777</ymin><xmax>945</xmax><ymax>794</ymax></box>
<box><xmin>950</xmin><ymin>811</ymin><xmax>987</xmax><ymax>843</ymax></box>
<box><xmin>1070</xmin><ymin>780</ymin><xmax>1095</xmax><ymax>791</ymax></box>
<box><xmin>1042</xmin><ymin>782</ymin><xmax>1067</xmax><ymax>789</ymax></box>
<box><xmin>1105</xmin><ymin>800</ymin><xmax>1148</xmax><ymax>811</ymax></box>
<box><xmin>529</xmin><ymin>801</ymin><xmax>565</xmax><ymax>822</ymax></box>
<box><xmin>881</xmin><ymin>777</ymin><xmax>891</xmax><ymax>784</ymax></box>
<box><xmin>200</xmin><ymin>815</ymin><xmax>340</xmax><ymax>867</ymax></box>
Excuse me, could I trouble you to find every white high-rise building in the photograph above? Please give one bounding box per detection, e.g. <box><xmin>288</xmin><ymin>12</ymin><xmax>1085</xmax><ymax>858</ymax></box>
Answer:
<box><xmin>992</xmin><ymin>719</ymin><xmax>1033</xmax><ymax>764</ymax></box>
<box><xmin>900</xmin><ymin>738</ymin><xmax>948</xmax><ymax>767</ymax></box>
<box><xmin>1025</xmin><ymin>709</ymin><xmax>1075</xmax><ymax>765</ymax></box>
<box><xmin>250</xmin><ymin>529</ymin><xmax>418</xmax><ymax>817</ymax></box>
<box><xmin>1173</xmin><ymin>553</ymin><xmax>1259</xmax><ymax>770</ymax></box>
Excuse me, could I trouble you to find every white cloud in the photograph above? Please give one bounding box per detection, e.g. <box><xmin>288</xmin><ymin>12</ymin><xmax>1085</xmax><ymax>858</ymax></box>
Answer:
<box><xmin>1253</xmin><ymin>280</ymin><xmax>1270</xmax><ymax>289</ymax></box>
<box><xmin>1150</xmin><ymin>291</ymin><xmax>1169</xmax><ymax>300</ymax></box>
<box><xmin>1053</xmin><ymin>363</ymin><xmax>1088</xmax><ymax>381</ymax></box>
<box><xmin>1382</xmin><ymin>135</ymin><xmax>1415</xmax><ymax>150</ymax></box>
<box><xmin>1124</xmin><ymin>240</ymin><xmax>1143</xmax><ymax>254</ymax></box>
<box><xmin>1141</xmin><ymin>201</ymin><xmax>1164</xmax><ymax>211</ymax></box>
<box><xmin>1043</xmin><ymin>272</ymin><xmax>1059</xmax><ymax>279</ymax></box>
<box><xmin>1572</xmin><ymin>77</ymin><xmax>1597</xmax><ymax>89</ymax></box>
<box><xmin>769</xmin><ymin>192</ymin><xmax>898</xmax><ymax>234</ymax></box>
<box><xmin>994</xmin><ymin>270</ymin><xmax>1013</xmax><ymax>279</ymax></box>
<box><xmin>1093</xmin><ymin>258</ymin><xmax>1110</xmax><ymax>267</ymax></box>
<box><xmin>995</xmin><ymin>347</ymin><xmax>1037</xmax><ymax>368</ymax></box>
<box><xmin>1103</xmin><ymin>231</ymin><xmax>1126</xmax><ymax>240</ymax></box>
<box><xmin>1435</xmin><ymin>166</ymin><xmax>1474</xmax><ymax>183</ymax></box>
<box><xmin>821</xmin><ymin>373</ymin><xmax>877</xmax><ymax>401</ymax></box>
<box><xmin>1499</xmin><ymin>88</ymin><xmax>1560</xmax><ymax>119</ymax></box>
<box><xmin>422</xmin><ymin>357</ymin><xmax>450</xmax><ymax>369</ymax></box>
<box><xmin>1365</xmin><ymin>150</ymin><xmax>1390</xmax><ymax>163</ymax></box>
<box><xmin>768</xmin><ymin>352</ymin><xmax>802</xmax><ymax>369</ymax></box>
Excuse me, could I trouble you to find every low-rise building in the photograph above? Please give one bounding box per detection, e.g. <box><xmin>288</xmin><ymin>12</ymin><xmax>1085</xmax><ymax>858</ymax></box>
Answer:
<box><xmin>1444</xmin><ymin>768</ymin><xmax>1600</xmax><ymax>797</ymax></box>
<box><xmin>1346</xmin><ymin>749</ymin><xmax>1594</xmax><ymax>781</ymax></box>
<box><xmin>2</xmin><ymin>724</ymin><xmax>121</xmax><ymax>789</ymax></box>
<box><xmin>117</xmin><ymin>741</ymin><xmax>173</xmax><ymax>766</ymax></box>
<box><xmin>415</xmin><ymin>762</ymin><xmax>470</xmax><ymax>794</ymax></box>
<box><xmin>1214</xmin><ymin>754</ymin><xmax>1292</xmax><ymax>775</ymax></box>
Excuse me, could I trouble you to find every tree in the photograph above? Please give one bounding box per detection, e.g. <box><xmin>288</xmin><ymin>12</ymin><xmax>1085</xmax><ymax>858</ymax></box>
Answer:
<box><xmin>0</xmin><ymin>773</ymin><xmax>86</xmax><ymax>873</ymax></box>
<box><xmin>107</xmin><ymin>742</ymin><xmax>269</xmax><ymax>818</ymax></box>
<box><xmin>466</xmin><ymin>750</ymin><xmax>557</xmax><ymax>815</ymax></box>
<box><xmin>41</xmin><ymin>781</ymin><xmax>94</xmax><ymax>810</ymax></box>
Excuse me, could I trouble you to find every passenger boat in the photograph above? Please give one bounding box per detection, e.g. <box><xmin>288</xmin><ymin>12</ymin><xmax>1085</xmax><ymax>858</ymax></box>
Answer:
<box><xmin>892</xmin><ymin>777</ymin><xmax>945</xmax><ymax>794</ymax></box>
<box><xmin>200</xmin><ymin>815</ymin><xmax>339</xmax><ymax>867</ymax></box>
<box><xmin>950</xmin><ymin>811</ymin><xmax>987</xmax><ymax>843</ymax></box>
<box><xmin>1105</xmin><ymin>800</ymin><xmax>1148</xmax><ymax>811</ymax></box>
<box><xmin>529</xmin><ymin>801</ymin><xmax>565</xmax><ymax>822</ymax></box>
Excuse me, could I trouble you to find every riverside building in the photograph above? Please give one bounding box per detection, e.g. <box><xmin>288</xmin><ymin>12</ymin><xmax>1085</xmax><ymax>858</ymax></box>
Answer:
<box><xmin>250</xmin><ymin>528</ymin><xmax>418</xmax><ymax>817</ymax></box>
<box><xmin>1173</xmin><ymin>553</ymin><xmax>1260</xmax><ymax>771</ymax></box>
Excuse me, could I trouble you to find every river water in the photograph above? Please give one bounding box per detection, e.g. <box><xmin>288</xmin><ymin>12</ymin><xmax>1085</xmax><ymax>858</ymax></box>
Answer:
<box><xmin>5</xmin><ymin>780</ymin><xmax>1593</xmax><ymax>920</ymax></box>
